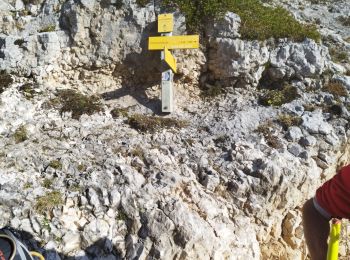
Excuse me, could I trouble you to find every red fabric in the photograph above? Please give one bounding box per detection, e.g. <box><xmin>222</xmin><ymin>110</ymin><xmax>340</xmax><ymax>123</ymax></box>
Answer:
<box><xmin>316</xmin><ymin>164</ymin><xmax>350</xmax><ymax>219</ymax></box>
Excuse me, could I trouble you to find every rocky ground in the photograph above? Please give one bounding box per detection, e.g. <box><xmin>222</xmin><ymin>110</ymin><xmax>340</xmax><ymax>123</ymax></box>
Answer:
<box><xmin>0</xmin><ymin>0</ymin><xmax>350</xmax><ymax>259</ymax></box>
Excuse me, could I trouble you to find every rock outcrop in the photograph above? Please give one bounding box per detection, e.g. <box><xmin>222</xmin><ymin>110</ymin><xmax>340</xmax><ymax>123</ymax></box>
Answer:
<box><xmin>0</xmin><ymin>0</ymin><xmax>350</xmax><ymax>259</ymax></box>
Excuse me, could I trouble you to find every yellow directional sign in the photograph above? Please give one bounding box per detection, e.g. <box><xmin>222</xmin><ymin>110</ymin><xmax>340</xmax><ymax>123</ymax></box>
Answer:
<box><xmin>164</xmin><ymin>47</ymin><xmax>177</xmax><ymax>73</ymax></box>
<box><xmin>158</xmin><ymin>14</ymin><xmax>173</xmax><ymax>33</ymax></box>
<box><xmin>149</xmin><ymin>35</ymin><xmax>199</xmax><ymax>50</ymax></box>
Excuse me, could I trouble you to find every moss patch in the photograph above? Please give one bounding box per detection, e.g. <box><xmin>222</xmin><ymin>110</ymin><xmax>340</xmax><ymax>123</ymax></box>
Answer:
<box><xmin>323</xmin><ymin>82</ymin><xmax>348</xmax><ymax>97</ymax></box>
<box><xmin>0</xmin><ymin>71</ymin><xmax>13</xmax><ymax>94</ymax></box>
<box><xmin>57</xmin><ymin>89</ymin><xmax>103</xmax><ymax>120</ymax></box>
<box><xmin>260</xmin><ymin>85</ymin><xmax>299</xmax><ymax>106</ymax></box>
<box><xmin>14</xmin><ymin>125</ymin><xmax>28</xmax><ymax>143</ymax></box>
<box><xmin>35</xmin><ymin>191</ymin><xmax>63</xmax><ymax>215</ymax></box>
<box><xmin>127</xmin><ymin>114</ymin><xmax>189</xmax><ymax>133</ymax></box>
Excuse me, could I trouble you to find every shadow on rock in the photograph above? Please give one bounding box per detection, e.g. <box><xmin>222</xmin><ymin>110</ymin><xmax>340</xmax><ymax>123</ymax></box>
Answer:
<box><xmin>3</xmin><ymin>227</ymin><xmax>122</xmax><ymax>260</ymax></box>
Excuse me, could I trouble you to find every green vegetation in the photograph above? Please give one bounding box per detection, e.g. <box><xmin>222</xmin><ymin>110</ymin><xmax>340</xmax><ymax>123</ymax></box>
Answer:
<box><xmin>49</xmin><ymin>160</ymin><xmax>62</xmax><ymax>170</ymax></box>
<box><xmin>346</xmin><ymin>70</ymin><xmax>350</xmax><ymax>77</ymax></box>
<box><xmin>14</xmin><ymin>125</ymin><xmax>28</xmax><ymax>143</ymax></box>
<box><xmin>39</xmin><ymin>24</ymin><xmax>56</xmax><ymax>33</ymax></box>
<box><xmin>127</xmin><ymin>114</ymin><xmax>189</xmax><ymax>133</ymax></box>
<box><xmin>22</xmin><ymin>0</ymin><xmax>43</xmax><ymax>5</ymax></box>
<box><xmin>14</xmin><ymin>39</ymin><xmax>25</xmax><ymax>46</ymax></box>
<box><xmin>159</xmin><ymin>0</ymin><xmax>320</xmax><ymax>41</ymax></box>
<box><xmin>35</xmin><ymin>191</ymin><xmax>63</xmax><ymax>214</ymax></box>
<box><xmin>56</xmin><ymin>89</ymin><xmax>103</xmax><ymax>120</ymax></box>
<box><xmin>77</xmin><ymin>164</ymin><xmax>87</xmax><ymax>172</ymax></box>
<box><xmin>323</xmin><ymin>82</ymin><xmax>348</xmax><ymax>97</ymax></box>
<box><xmin>42</xmin><ymin>178</ymin><xmax>53</xmax><ymax>189</ymax></box>
<box><xmin>277</xmin><ymin>114</ymin><xmax>302</xmax><ymax>130</ymax></box>
<box><xmin>260</xmin><ymin>85</ymin><xmax>299</xmax><ymax>106</ymax></box>
<box><xmin>111</xmin><ymin>108</ymin><xmax>129</xmax><ymax>118</ymax></box>
<box><xmin>0</xmin><ymin>71</ymin><xmax>13</xmax><ymax>94</ymax></box>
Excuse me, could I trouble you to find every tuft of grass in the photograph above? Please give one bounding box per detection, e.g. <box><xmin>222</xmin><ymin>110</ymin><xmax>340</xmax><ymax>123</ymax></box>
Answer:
<box><xmin>277</xmin><ymin>114</ymin><xmax>302</xmax><ymax>130</ymax></box>
<box><xmin>77</xmin><ymin>164</ymin><xmax>87</xmax><ymax>172</ymax></box>
<box><xmin>39</xmin><ymin>24</ymin><xmax>56</xmax><ymax>33</ymax></box>
<box><xmin>127</xmin><ymin>114</ymin><xmax>189</xmax><ymax>133</ymax></box>
<box><xmin>57</xmin><ymin>89</ymin><xmax>103</xmax><ymax>120</ymax></box>
<box><xmin>200</xmin><ymin>83</ymin><xmax>223</xmax><ymax>99</ymax></box>
<box><xmin>161</xmin><ymin>0</ymin><xmax>320</xmax><ymax>41</ymax></box>
<box><xmin>14</xmin><ymin>125</ymin><xmax>28</xmax><ymax>143</ymax></box>
<box><xmin>24</xmin><ymin>182</ymin><xmax>32</xmax><ymax>189</ymax></box>
<box><xmin>0</xmin><ymin>71</ymin><xmax>13</xmax><ymax>93</ymax></box>
<box><xmin>323</xmin><ymin>82</ymin><xmax>348</xmax><ymax>97</ymax></box>
<box><xmin>42</xmin><ymin>178</ymin><xmax>53</xmax><ymax>189</ymax></box>
<box><xmin>48</xmin><ymin>160</ymin><xmax>62</xmax><ymax>170</ymax></box>
<box><xmin>111</xmin><ymin>108</ymin><xmax>129</xmax><ymax>118</ymax></box>
<box><xmin>18</xmin><ymin>83</ymin><xmax>36</xmax><ymax>99</ymax></box>
<box><xmin>345</xmin><ymin>70</ymin><xmax>350</xmax><ymax>77</ymax></box>
<box><xmin>35</xmin><ymin>191</ymin><xmax>63</xmax><ymax>215</ymax></box>
<box><xmin>255</xmin><ymin>122</ymin><xmax>283</xmax><ymax>149</ymax></box>
<box><xmin>338</xmin><ymin>16</ymin><xmax>350</xmax><ymax>27</ymax></box>
<box><xmin>136</xmin><ymin>0</ymin><xmax>150</xmax><ymax>7</ymax></box>
<box><xmin>329</xmin><ymin>47</ymin><xmax>349</xmax><ymax>63</ymax></box>
<box><xmin>260</xmin><ymin>85</ymin><xmax>299</xmax><ymax>106</ymax></box>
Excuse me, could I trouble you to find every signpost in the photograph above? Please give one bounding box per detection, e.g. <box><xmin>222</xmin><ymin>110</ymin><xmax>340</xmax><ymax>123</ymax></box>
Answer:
<box><xmin>149</xmin><ymin>14</ymin><xmax>199</xmax><ymax>113</ymax></box>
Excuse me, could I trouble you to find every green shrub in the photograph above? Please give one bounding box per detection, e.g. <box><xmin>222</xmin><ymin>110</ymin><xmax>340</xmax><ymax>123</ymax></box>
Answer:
<box><xmin>127</xmin><ymin>114</ymin><xmax>189</xmax><ymax>133</ymax></box>
<box><xmin>14</xmin><ymin>125</ymin><xmax>28</xmax><ymax>143</ymax></box>
<box><xmin>323</xmin><ymin>82</ymin><xmax>348</xmax><ymax>97</ymax></box>
<box><xmin>161</xmin><ymin>0</ymin><xmax>320</xmax><ymax>41</ymax></box>
<box><xmin>136</xmin><ymin>0</ymin><xmax>150</xmax><ymax>7</ymax></box>
<box><xmin>18</xmin><ymin>83</ymin><xmax>36</xmax><ymax>99</ymax></box>
<box><xmin>0</xmin><ymin>71</ymin><xmax>13</xmax><ymax>93</ymax></box>
<box><xmin>35</xmin><ymin>191</ymin><xmax>63</xmax><ymax>214</ymax></box>
<box><xmin>57</xmin><ymin>89</ymin><xmax>103</xmax><ymax>120</ymax></box>
<box><xmin>260</xmin><ymin>85</ymin><xmax>299</xmax><ymax>106</ymax></box>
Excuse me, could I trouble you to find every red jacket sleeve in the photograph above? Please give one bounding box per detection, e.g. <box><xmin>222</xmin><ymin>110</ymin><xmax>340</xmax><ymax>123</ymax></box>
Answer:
<box><xmin>316</xmin><ymin>165</ymin><xmax>350</xmax><ymax>219</ymax></box>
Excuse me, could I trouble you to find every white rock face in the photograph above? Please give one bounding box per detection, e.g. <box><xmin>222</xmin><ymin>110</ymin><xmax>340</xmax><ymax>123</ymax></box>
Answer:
<box><xmin>208</xmin><ymin>38</ymin><xmax>269</xmax><ymax>85</ymax></box>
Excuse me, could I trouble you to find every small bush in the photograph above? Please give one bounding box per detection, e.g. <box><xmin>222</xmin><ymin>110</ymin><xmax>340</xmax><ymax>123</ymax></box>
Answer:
<box><xmin>127</xmin><ymin>114</ymin><xmax>189</xmax><ymax>133</ymax></box>
<box><xmin>200</xmin><ymin>84</ymin><xmax>223</xmax><ymax>99</ymax></box>
<box><xmin>48</xmin><ymin>160</ymin><xmax>62</xmax><ymax>170</ymax></box>
<box><xmin>277</xmin><ymin>114</ymin><xmax>302</xmax><ymax>130</ymax></box>
<box><xmin>57</xmin><ymin>89</ymin><xmax>103</xmax><ymax>120</ymax></box>
<box><xmin>111</xmin><ymin>108</ymin><xmax>128</xmax><ymax>118</ymax></box>
<box><xmin>14</xmin><ymin>125</ymin><xmax>28</xmax><ymax>143</ymax></box>
<box><xmin>39</xmin><ymin>24</ymin><xmax>56</xmax><ymax>33</ymax></box>
<box><xmin>260</xmin><ymin>85</ymin><xmax>299</xmax><ymax>106</ymax></box>
<box><xmin>0</xmin><ymin>71</ymin><xmax>13</xmax><ymax>93</ymax></box>
<box><xmin>323</xmin><ymin>82</ymin><xmax>348</xmax><ymax>97</ymax></box>
<box><xmin>136</xmin><ymin>0</ymin><xmax>150</xmax><ymax>7</ymax></box>
<box><xmin>346</xmin><ymin>70</ymin><xmax>350</xmax><ymax>76</ymax></box>
<box><xmin>35</xmin><ymin>191</ymin><xmax>63</xmax><ymax>214</ymax></box>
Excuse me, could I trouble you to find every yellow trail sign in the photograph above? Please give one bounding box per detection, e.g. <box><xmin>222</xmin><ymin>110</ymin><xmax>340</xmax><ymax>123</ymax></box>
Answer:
<box><xmin>164</xmin><ymin>47</ymin><xmax>177</xmax><ymax>73</ymax></box>
<box><xmin>158</xmin><ymin>14</ymin><xmax>173</xmax><ymax>33</ymax></box>
<box><xmin>149</xmin><ymin>35</ymin><xmax>199</xmax><ymax>50</ymax></box>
